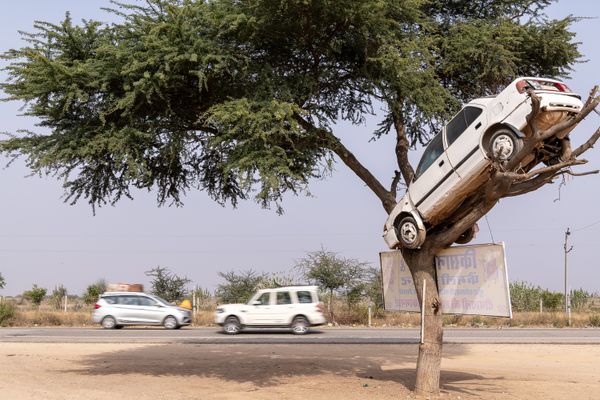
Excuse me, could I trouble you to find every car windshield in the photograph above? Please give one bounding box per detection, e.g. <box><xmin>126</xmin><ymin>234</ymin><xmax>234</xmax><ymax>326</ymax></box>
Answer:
<box><xmin>414</xmin><ymin>133</ymin><xmax>444</xmax><ymax>180</ymax></box>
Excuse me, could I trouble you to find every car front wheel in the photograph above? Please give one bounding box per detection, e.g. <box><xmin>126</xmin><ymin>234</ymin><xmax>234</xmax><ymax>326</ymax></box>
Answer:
<box><xmin>486</xmin><ymin>129</ymin><xmax>522</xmax><ymax>161</ymax></box>
<box><xmin>223</xmin><ymin>316</ymin><xmax>241</xmax><ymax>335</ymax></box>
<box><xmin>163</xmin><ymin>315</ymin><xmax>178</xmax><ymax>330</ymax></box>
<box><xmin>291</xmin><ymin>316</ymin><xmax>309</xmax><ymax>335</ymax></box>
<box><xmin>396</xmin><ymin>215</ymin><xmax>421</xmax><ymax>249</ymax></box>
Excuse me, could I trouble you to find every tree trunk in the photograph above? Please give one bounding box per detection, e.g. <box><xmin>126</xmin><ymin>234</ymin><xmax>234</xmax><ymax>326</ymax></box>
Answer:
<box><xmin>403</xmin><ymin>246</ymin><xmax>444</xmax><ymax>396</ymax></box>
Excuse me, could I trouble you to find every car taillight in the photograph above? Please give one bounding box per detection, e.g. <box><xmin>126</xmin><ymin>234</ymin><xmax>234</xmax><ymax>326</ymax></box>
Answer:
<box><xmin>516</xmin><ymin>79</ymin><xmax>571</xmax><ymax>93</ymax></box>
<box><xmin>316</xmin><ymin>303</ymin><xmax>324</xmax><ymax>313</ymax></box>
<box><xmin>94</xmin><ymin>303</ymin><xmax>101</xmax><ymax>309</ymax></box>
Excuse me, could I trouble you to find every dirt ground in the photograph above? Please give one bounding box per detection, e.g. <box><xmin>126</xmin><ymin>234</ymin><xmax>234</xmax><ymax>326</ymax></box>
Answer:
<box><xmin>1</xmin><ymin>342</ymin><xmax>598</xmax><ymax>399</ymax></box>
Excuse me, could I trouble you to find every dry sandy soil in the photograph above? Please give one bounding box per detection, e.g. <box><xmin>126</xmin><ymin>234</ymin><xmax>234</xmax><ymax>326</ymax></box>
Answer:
<box><xmin>0</xmin><ymin>342</ymin><xmax>598</xmax><ymax>399</ymax></box>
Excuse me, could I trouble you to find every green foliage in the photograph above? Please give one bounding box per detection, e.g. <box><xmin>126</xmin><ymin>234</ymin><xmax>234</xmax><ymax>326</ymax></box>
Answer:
<box><xmin>50</xmin><ymin>285</ymin><xmax>67</xmax><ymax>310</ymax></box>
<box><xmin>23</xmin><ymin>284</ymin><xmax>47</xmax><ymax>307</ymax></box>
<box><xmin>216</xmin><ymin>269</ymin><xmax>269</xmax><ymax>304</ymax></box>
<box><xmin>0</xmin><ymin>272</ymin><xmax>5</xmax><ymax>289</ymax></box>
<box><xmin>82</xmin><ymin>280</ymin><xmax>106</xmax><ymax>305</ymax></box>
<box><xmin>0</xmin><ymin>302</ymin><xmax>16</xmax><ymax>326</ymax></box>
<box><xmin>571</xmin><ymin>288</ymin><xmax>590</xmax><ymax>311</ymax></box>
<box><xmin>510</xmin><ymin>281</ymin><xmax>566</xmax><ymax>312</ymax></box>
<box><xmin>0</xmin><ymin>0</ymin><xmax>580</xmax><ymax>210</ymax></box>
<box><xmin>145</xmin><ymin>266</ymin><xmax>190</xmax><ymax>302</ymax></box>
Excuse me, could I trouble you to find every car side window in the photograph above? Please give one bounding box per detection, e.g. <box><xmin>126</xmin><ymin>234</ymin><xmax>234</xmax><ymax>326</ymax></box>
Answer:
<box><xmin>138</xmin><ymin>297</ymin><xmax>157</xmax><ymax>306</ymax></box>
<box><xmin>119</xmin><ymin>296</ymin><xmax>139</xmax><ymax>306</ymax></box>
<box><xmin>103</xmin><ymin>296</ymin><xmax>118</xmax><ymax>305</ymax></box>
<box><xmin>446</xmin><ymin>106</ymin><xmax>483</xmax><ymax>146</ymax></box>
<box><xmin>296</xmin><ymin>291</ymin><xmax>313</xmax><ymax>304</ymax></box>
<box><xmin>256</xmin><ymin>292</ymin><xmax>271</xmax><ymax>305</ymax></box>
<box><xmin>414</xmin><ymin>133</ymin><xmax>444</xmax><ymax>180</ymax></box>
<box><xmin>276</xmin><ymin>291</ymin><xmax>292</xmax><ymax>305</ymax></box>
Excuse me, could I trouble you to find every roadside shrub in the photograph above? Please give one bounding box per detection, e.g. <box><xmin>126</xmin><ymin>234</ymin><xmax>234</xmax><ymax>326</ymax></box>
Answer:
<box><xmin>23</xmin><ymin>285</ymin><xmax>47</xmax><ymax>307</ymax></box>
<box><xmin>0</xmin><ymin>302</ymin><xmax>16</xmax><ymax>326</ymax></box>
<box><xmin>589</xmin><ymin>314</ymin><xmax>600</xmax><ymax>327</ymax></box>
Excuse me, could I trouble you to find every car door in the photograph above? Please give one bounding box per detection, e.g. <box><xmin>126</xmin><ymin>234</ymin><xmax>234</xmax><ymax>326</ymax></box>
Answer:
<box><xmin>409</xmin><ymin>132</ymin><xmax>460</xmax><ymax>221</ymax></box>
<box><xmin>136</xmin><ymin>296</ymin><xmax>165</xmax><ymax>324</ymax></box>
<box><xmin>115</xmin><ymin>295</ymin><xmax>141</xmax><ymax>323</ymax></box>
<box><xmin>444</xmin><ymin>105</ymin><xmax>488</xmax><ymax>181</ymax></box>
<box><xmin>271</xmin><ymin>291</ymin><xmax>294</xmax><ymax>325</ymax></box>
<box><xmin>245</xmin><ymin>292</ymin><xmax>273</xmax><ymax>325</ymax></box>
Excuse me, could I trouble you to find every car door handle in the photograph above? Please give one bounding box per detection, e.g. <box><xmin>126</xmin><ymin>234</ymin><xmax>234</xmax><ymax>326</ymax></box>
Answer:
<box><xmin>438</xmin><ymin>160</ymin><xmax>445</xmax><ymax>167</ymax></box>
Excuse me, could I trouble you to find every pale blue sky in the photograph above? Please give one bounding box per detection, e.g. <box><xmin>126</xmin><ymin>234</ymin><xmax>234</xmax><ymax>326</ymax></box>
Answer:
<box><xmin>1</xmin><ymin>0</ymin><xmax>599</xmax><ymax>296</ymax></box>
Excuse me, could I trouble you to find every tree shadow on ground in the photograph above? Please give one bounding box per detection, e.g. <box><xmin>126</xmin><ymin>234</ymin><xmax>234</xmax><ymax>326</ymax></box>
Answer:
<box><xmin>67</xmin><ymin>343</ymin><xmax>488</xmax><ymax>394</ymax></box>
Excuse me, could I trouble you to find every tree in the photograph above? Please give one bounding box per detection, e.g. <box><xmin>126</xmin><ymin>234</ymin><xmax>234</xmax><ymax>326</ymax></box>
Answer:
<box><xmin>1</xmin><ymin>0</ymin><xmax>597</xmax><ymax>395</ymax></box>
<box><xmin>145</xmin><ymin>266</ymin><xmax>190</xmax><ymax>302</ymax></box>
<box><xmin>0</xmin><ymin>273</ymin><xmax>5</xmax><ymax>290</ymax></box>
<box><xmin>216</xmin><ymin>270</ymin><xmax>269</xmax><ymax>304</ymax></box>
<box><xmin>23</xmin><ymin>285</ymin><xmax>47</xmax><ymax>308</ymax></box>
<box><xmin>50</xmin><ymin>284</ymin><xmax>67</xmax><ymax>310</ymax></box>
<box><xmin>82</xmin><ymin>280</ymin><xmax>106</xmax><ymax>306</ymax></box>
<box><xmin>295</xmin><ymin>248</ymin><xmax>369</xmax><ymax>321</ymax></box>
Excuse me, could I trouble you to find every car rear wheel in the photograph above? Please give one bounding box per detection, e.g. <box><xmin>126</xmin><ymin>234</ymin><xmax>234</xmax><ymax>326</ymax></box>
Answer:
<box><xmin>223</xmin><ymin>316</ymin><xmax>241</xmax><ymax>335</ymax></box>
<box><xmin>101</xmin><ymin>316</ymin><xmax>117</xmax><ymax>329</ymax></box>
<box><xmin>163</xmin><ymin>315</ymin><xmax>178</xmax><ymax>330</ymax></box>
<box><xmin>291</xmin><ymin>316</ymin><xmax>310</xmax><ymax>335</ymax></box>
<box><xmin>486</xmin><ymin>129</ymin><xmax>522</xmax><ymax>161</ymax></box>
<box><xmin>396</xmin><ymin>215</ymin><xmax>420</xmax><ymax>249</ymax></box>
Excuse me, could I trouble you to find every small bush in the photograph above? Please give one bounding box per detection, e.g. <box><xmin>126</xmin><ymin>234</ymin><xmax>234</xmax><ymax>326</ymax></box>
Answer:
<box><xmin>0</xmin><ymin>302</ymin><xmax>16</xmax><ymax>326</ymax></box>
<box><xmin>589</xmin><ymin>314</ymin><xmax>600</xmax><ymax>327</ymax></box>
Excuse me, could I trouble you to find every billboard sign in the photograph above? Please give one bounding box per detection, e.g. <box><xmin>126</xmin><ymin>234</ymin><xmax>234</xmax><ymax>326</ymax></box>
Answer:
<box><xmin>381</xmin><ymin>243</ymin><xmax>512</xmax><ymax>317</ymax></box>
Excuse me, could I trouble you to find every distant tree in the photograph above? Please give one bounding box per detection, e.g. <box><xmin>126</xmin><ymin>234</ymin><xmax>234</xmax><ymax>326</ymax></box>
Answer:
<box><xmin>0</xmin><ymin>272</ymin><xmax>5</xmax><ymax>290</ymax></box>
<box><xmin>50</xmin><ymin>285</ymin><xmax>67</xmax><ymax>310</ymax></box>
<box><xmin>145</xmin><ymin>266</ymin><xmax>190</xmax><ymax>303</ymax></box>
<box><xmin>510</xmin><ymin>281</ymin><xmax>543</xmax><ymax>312</ymax></box>
<box><xmin>541</xmin><ymin>290</ymin><xmax>564</xmax><ymax>311</ymax></box>
<box><xmin>23</xmin><ymin>284</ymin><xmax>47</xmax><ymax>307</ymax></box>
<box><xmin>216</xmin><ymin>270</ymin><xmax>268</xmax><ymax>304</ymax></box>
<box><xmin>82</xmin><ymin>280</ymin><xmax>106</xmax><ymax>305</ymax></box>
<box><xmin>364</xmin><ymin>267</ymin><xmax>384</xmax><ymax>314</ymax></box>
<box><xmin>571</xmin><ymin>288</ymin><xmax>590</xmax><ymax>311</ymax></box>
<box><xmin>295</xmin><ymin>248</ymin><xmax>369</xmax><ymax>320</ymax></box>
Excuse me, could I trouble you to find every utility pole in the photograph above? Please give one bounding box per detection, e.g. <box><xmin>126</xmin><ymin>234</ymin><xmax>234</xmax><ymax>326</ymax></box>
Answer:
<box><xmin>564</xmin><ymin>228</ymin><xmax>573</xmax><ymax>326</ymax></box>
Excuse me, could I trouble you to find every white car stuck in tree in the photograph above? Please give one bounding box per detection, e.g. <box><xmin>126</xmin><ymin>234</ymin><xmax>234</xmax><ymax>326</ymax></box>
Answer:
<box><xmin>384</xmin><ymin>77</ymin><xmax>583</xmax><ymax>250</ymax></box>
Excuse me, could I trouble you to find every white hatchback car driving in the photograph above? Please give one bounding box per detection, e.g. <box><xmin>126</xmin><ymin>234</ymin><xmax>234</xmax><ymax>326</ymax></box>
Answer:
<box><xmin>214</xmin><ymin>286</ymin><xmax>326</xmax><ymax>334</ymax></box>
<box><xmin>384</xmin><ymin>77</ymin><xmax>583</xmax><ymax>249</ymax></box>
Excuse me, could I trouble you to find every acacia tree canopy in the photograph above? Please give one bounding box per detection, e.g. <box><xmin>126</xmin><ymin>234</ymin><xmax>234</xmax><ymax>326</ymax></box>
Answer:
<box><xmin>0</xmin><ymin>0</ymin><xmax>580</xmax><ymax>213</ymax></box>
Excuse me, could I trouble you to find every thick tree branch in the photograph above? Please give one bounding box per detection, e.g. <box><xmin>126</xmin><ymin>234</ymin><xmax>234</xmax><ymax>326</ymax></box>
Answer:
<box><xmin>572</xmin><ymin>127</ymin><xmax>600</xmax><ymax>158</ymax></box>
<box><xmin>294</xmin><ymin>114</ymin><xmax>397</xmax><ymax>212</ymax></box>
<box><xmin>501</xmin><ymin>158</ymin><xmax>587</xmax><ymax>182</ymax></box>
<box><xmin>393</xmin><ymin>114</ymin><xmax>415</xmax><ymax>185</ymax></box>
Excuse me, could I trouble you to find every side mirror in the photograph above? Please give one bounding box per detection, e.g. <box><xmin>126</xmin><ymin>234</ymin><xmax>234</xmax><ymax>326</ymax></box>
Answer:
<box><xmin>251</xmin><ymin>300</ymin><xmax>261</xmax><ymax>306</ymax></box>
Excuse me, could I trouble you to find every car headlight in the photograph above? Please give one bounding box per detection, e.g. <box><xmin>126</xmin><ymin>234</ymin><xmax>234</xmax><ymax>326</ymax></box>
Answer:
<box><xmin>216</xmin><ymin>308</ymin><xmax>224</xmax><ymax>314</ymax></box>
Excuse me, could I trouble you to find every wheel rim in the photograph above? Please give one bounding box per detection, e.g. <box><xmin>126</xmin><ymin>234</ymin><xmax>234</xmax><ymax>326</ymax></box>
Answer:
<box><xmin>400</xmin><ymin>221</ymin><xmax>417</xmax><ymax>245</ymax></box>
<box><xmin>292</xmin><ymin>319</ymin><xmax>308</xmax><ymax>334</ymax></box>
<box><xmin>102</xmin><ymin>317</ymin><xmax>115</xmax><ymax>329</ymax></box>
<box><xmin>164</xmin><ymin>317</ymin><xmax>177</xmax><ymax>329</ymax></box>
<box><xmin>224</xmin><ymin>321</ymin><xmax>239</xmax><ymax>334</ymax></box>
<box><xmin>491</xmin><ymin>134</ymin><xmax>514</xmax><ymax>160</ymax></box>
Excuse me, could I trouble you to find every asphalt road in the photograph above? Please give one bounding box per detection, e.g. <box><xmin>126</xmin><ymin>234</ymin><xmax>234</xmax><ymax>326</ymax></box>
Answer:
<box><xmin>1</xmin><ymin>327</ymin><xmax>600</xmax><ymax>344</ymax></box>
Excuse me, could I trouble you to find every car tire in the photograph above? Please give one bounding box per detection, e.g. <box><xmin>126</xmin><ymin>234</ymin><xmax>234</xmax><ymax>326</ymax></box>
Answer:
<box><xmin>395</xmin><ymin>215</ymin><xmax>420</xmax><ymax>249</ymax></box>
<box><xmin>291</xmin><ymin>316</ymin><xmax>310</xmax><ymax>335</ymax></box>
<box><xmin>486</xmin><ymin>128</ymin><xmax>522</xmax><ymax>161</ymax></box>
<box><xmin>163</xmin><ymin>315</ymin><xmax>178</xmax><ymax>330</ymax></box>
<box><xmin>455</xmin><ymin>225</ymin><xmax>476</xmax><ymax>244</ymax></box>
<box><xmin>223</xmin><ymin>316</ymin><xmax>241</xmax><ymax>335</ymax></box>
<box><xmin>101</xmin><ymin>316</ymin><xmax>117</xmax><ymax>329</ymax></box>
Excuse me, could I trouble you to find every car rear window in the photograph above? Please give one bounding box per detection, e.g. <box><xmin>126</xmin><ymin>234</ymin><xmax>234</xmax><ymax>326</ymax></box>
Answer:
<box><xmin>103</xmin><ymin>296</ymin><xmax>118</xmax><ymax>305</ymax></box>
<box><xmin>296</xmin><ymin>291</ymin><xmax>313</xmax><ymax>304</ymax></box>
